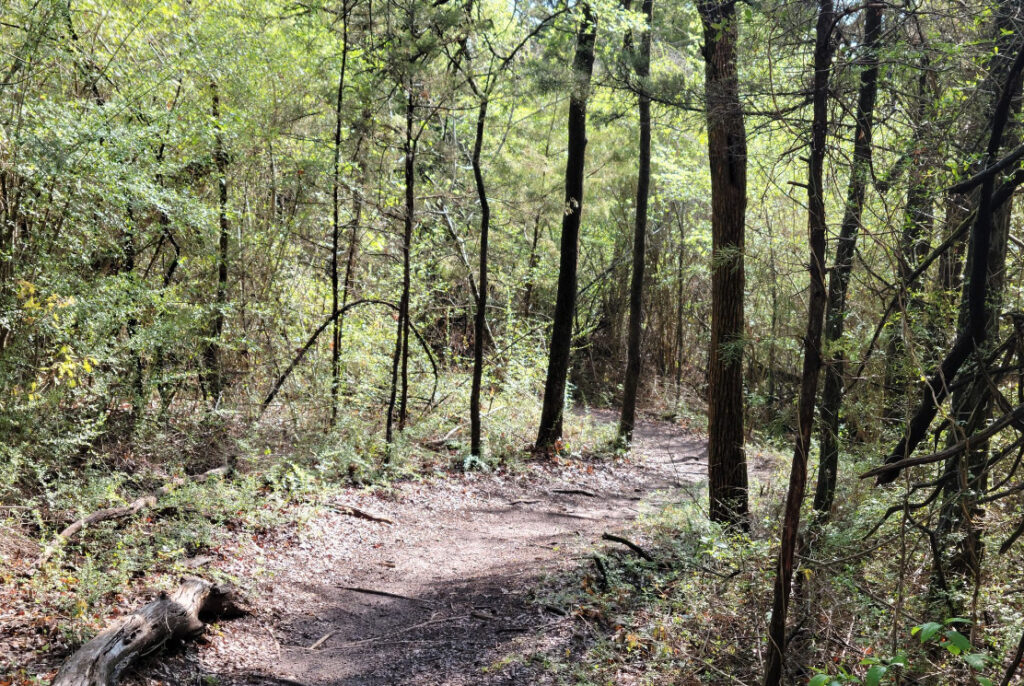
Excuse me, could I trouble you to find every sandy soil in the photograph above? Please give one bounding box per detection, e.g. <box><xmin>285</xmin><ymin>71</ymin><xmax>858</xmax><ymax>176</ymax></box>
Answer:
<box><xmin>132</xmin><ymin>412</ymin><xmax>719</xmax><ymax>686</ymax></box>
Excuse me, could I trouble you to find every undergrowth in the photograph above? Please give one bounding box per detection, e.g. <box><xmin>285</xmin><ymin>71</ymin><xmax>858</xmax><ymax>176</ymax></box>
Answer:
<box><xmin>527</xmin><ymin>444</ymin><xmax>1024</xmax><ymax>686</ymax></box>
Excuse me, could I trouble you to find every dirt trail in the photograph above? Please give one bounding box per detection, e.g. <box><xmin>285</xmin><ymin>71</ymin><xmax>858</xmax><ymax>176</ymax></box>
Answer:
<box><xmin>161</xmin><ymin>413</ymin><xmax>711</xmax><ymax>686</ymax></box>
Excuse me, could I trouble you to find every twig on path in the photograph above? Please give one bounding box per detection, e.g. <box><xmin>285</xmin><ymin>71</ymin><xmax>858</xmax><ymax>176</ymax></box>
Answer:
<box><xmin>545</xmin><ymin>510</ymin><xmax>599</xmax><ymax>521</ymax></box>
<box><xmin>267</xmin><ymin>624</ymin><xmax>282</xmax><ymax>659</ymax></box>
<box><xmin>328</xmin><ymin>503</ymin><xmax>394</xmax><ymax>524</ymax></box>
<box><xmin>308</xmin><ymin>631</ymin><xmax>335</xmax><ymax>650</ymax></box>
<box><xmin>332</xmin><ymin>614</ymin><xmax>471</xmax><ymax>648</ymax></box>
<box><xmin>551</xmin><ymin>488</ymin><xmax>598</xmax><ymax>497</ymax></box>
<box><xmin>339</xmin><ymin>586</ymin><xmax>437</xmax><ymax>606</ymax></box>
<box><xmin>601</xmin><ymin>532</ymin><xmax>655</xmax><ymax>561</ymax></box>
<box><xmin>508</xmin><ymin>498</ymin><xmax>541</xmax><ymax>505</ymax></box>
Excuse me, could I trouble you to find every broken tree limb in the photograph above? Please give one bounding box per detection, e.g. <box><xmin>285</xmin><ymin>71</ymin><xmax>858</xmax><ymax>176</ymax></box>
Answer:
<box><xmin>601</xmin><ymin>532</ymin><xmax>654</xmax><ymax>561</ymax></box>
<box><xmin>34</xmin><ymin>465</ymin><xmax>231</xmax><ymax>572</ymax></box>
<box><xmin>259</xmin><ymin>298</ymin><xmax>438</xmax><ymax>418</ymax></box>
<box><xmin>51</xmin><ymin>577</ymin><xmax>247</xmax><ymax>686</ymax></box>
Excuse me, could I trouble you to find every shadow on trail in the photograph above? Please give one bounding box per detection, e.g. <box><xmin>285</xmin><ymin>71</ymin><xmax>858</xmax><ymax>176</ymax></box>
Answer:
<box><xmin>205</xmin><ymin>566</ymin><xmax>574</xmax><ymax>685</ymax></box>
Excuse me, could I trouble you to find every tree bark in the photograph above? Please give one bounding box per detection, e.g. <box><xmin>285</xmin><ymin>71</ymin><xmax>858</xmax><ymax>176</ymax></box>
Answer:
<box><xmin>813</xmin><ymin>1</ymin><xmax>882</xmax><ymax>516</ymax></box>
<box><xmin>698</xmin><ymin>0</ymin><xmax>749</xmax><ymax>525</ymax></box>
<box><xmin>764</xmin><ymin>1</ymin><xmax>834</xmax><ymax>682</ymax></box>
<box><xmin>618</xmin><ymin>0</ymin><xmax>653</xmax><ymax>442</ymax></box>
<box><xmin>536</xmin><ymin>4</ymin><xmax>598</xmax><ymax>450</ymax></box>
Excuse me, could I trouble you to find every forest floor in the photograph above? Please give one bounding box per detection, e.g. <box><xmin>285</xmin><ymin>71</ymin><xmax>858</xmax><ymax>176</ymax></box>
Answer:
<box><xmin>4</xmin><ymin>410</ymin><xmax>780</xmax><ymax>685</ymax></box>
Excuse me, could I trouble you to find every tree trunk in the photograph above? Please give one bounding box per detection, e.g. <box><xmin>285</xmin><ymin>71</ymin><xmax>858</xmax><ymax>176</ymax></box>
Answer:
<box><xmin>536</xmin><ymin>4</ymin><xmax>598</xmax><ymax>450</ymax></box>
<box><xmin>331</xmin><ymin>3</ymin><xmax>350</xmax><ymax>428</ymax></box>
<box><xmin>386</xmin><ymin>90</ymin><xmax>416</xmax><ymax>445</ymax></box>
<box><xmin>204</xmin><ymin>81</ymin><xmax>229</xmax><ymax>405</ymax></box>
<box><xmin>618</xmin><ymin>0</ymin><xmax>653</xmax><ymax>442</ymax></box>
<box><xmin>813</xmin><ymin>1</ymin><xmax>882</xmax><ymax>516</ymax></box>
<box><xmin>884</xmin><ymin>63</ymin><xmax>935</xmax><ymax>425</ymax></box>
<box><xmin>470</xmin><ymin>97</ymin><xmax>490</xmax><ymax>457</ymax></box>
<box><xmin>698</xmin><ymin>0</ymin><xmax>749</xmax><ymax>525</ymax></box>
<box><xmin>763</xmin><ymin>2</ymin><xmax>834</xmax><ymax>682</ymax></box>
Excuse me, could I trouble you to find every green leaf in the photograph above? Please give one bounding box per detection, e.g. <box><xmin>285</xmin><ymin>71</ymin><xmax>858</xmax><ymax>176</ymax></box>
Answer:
<box><xmin>963</xmin><ymin>653</ymin><xmax>989</xmax><ymax>670</ymax></box>
<box><xmin>808</xmin><ymin>675</ymin><xmax>830</xmax><ymax>686</ymax></box>
<box><xmin>977</xmin><ymin>677</ymin><xmax>994</xmax><ymax>686</ymax></box>
<box><xmin>943</xmin><ymin>630</ymin><xmax>972</xmax><ymax>655</ymax></box>
<box><xmin>865</xmin><ymin>664</ymin><xmax>886</xmax><ymax>686</ymax></box>
<box><xmin>914</xmin><ymin>622</ymin><xmax>943</xmax><ymax>642</ymax></box>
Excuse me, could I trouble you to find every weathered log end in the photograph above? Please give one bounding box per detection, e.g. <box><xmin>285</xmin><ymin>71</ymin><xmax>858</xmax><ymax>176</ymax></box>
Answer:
<box><xmin>52</xmin><ymin>577</ymin><xmax>248</xmax><ymax>686</ymax></box>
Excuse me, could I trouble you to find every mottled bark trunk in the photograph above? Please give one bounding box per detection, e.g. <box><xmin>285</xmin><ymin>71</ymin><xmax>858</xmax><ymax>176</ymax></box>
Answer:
<box><xmin>698</xmin><ymin>0</ymin><xmax>748</xmax><ymax>525</ymax></box>
<box><xmin>330</xmin><ymin>5</ymin><xmax>350</xmax><ymax>427</ymax></box>
<box><xmin>883</xmin><ymin>65</ymin><xmax>935</xmax><ymax>425</ymax></box>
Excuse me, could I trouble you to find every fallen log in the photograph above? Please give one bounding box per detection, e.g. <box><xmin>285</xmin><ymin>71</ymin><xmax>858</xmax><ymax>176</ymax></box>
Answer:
<box><xmin>33</xmin><ymin>466</ymin><xmax>231</xmax><ymax>572</ymax></box>
<box><xmin>51</xmin><ymin>577</ymin><xmax>247</xmax><ymax>686</ymax></box>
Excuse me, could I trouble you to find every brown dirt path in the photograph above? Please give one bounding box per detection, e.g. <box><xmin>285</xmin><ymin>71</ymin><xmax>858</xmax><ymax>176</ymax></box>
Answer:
<box><xmin>149</xmin><ymin>412</ymin><xmax>712</xmax><ymax>686</ymax></box>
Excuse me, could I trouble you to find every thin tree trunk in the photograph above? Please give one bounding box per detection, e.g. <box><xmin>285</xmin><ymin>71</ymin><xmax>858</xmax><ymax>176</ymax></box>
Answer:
<box><xmin>698</xmin><ymin>0</ymin><xmax>749</xmax><ymax>525</ymax></box>
<box><xmin>674</xmin><ymin>207</ymin><xmax>685</xmax><ymax>402</ymax></box>
<box><xmin>331</xmin><ymin>2</ymin><xmax>350</xmax><ymax>427</ymax></box>
<box><xmin>522</xmin><ymin>112</ymin><xmax>558</xmax><ymax>319</ymax></box>
<box><xmin>204</xmin><ymin>81</ymin><xmax>229</xmax><ymax>405</ymax></box>
<box><xmin>884</xmin><ymin>63</ymin><xmax>935</xmax><ymax>425</ymax></box>
<box><xmin>386</xmin><ymin>90</ymin><xmax>415</xmax><ymax>444</ymax></box>
<box><xmin>470</xmin><ymin>96</ymin><xmax>490</xmax><ymax>457</ymax></box>
<box><xmin>764</xmin><ymin>2</ymin><xmax>834</xmax><ymax>682</ymax></box>
<box><xmin>813</xmin><ymin>1</ymin><xmax>882</xmax><ymax>516</ymax></box>
<box><xmin>536</xmin><ymin>4</ymin><xmax>598</xmax><ymax>450</ymax></box>
<box><xmin>618</xmin><ymin>0</ymin><xmax>653</xmax><ymax>442</ymax></box>
<box><xmin>124</xmin><ymin>205</ymin><xmax>144</xmax><ymax>425</ymax></box>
